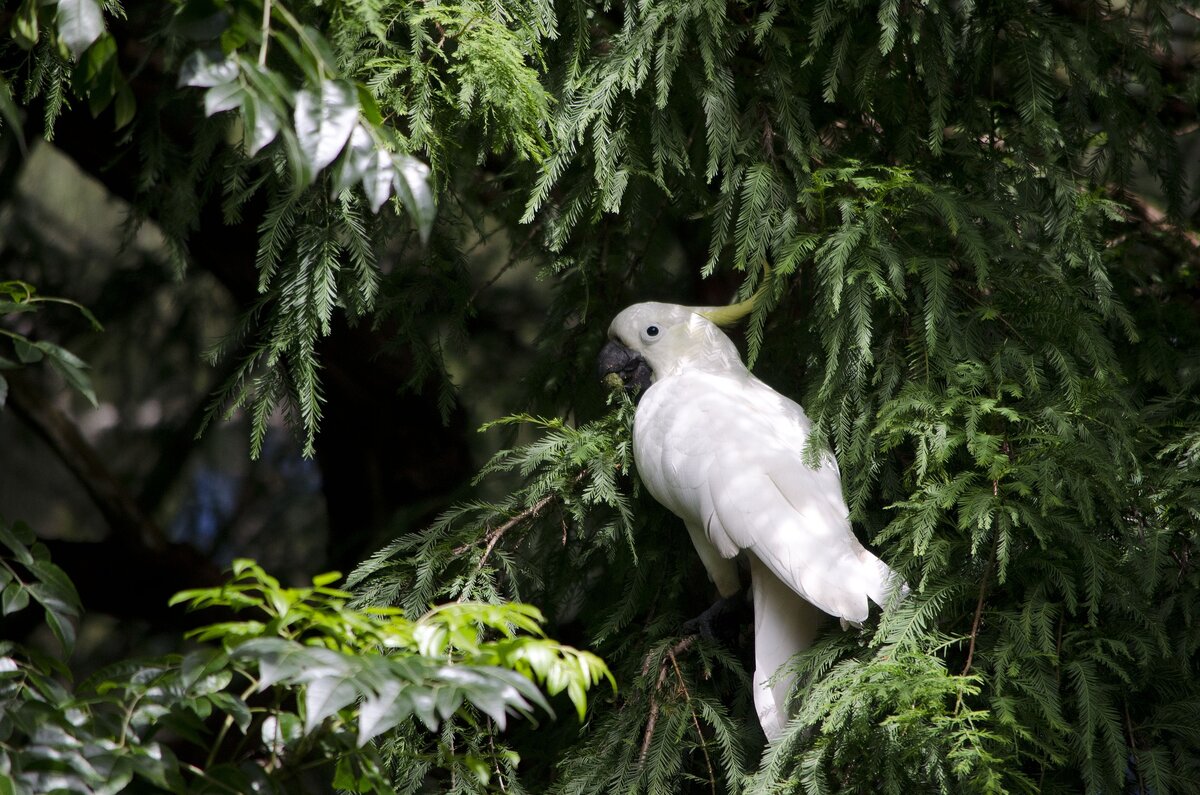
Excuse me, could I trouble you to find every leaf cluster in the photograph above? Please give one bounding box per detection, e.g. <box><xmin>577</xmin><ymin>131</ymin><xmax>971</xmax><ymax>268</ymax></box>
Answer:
<box><xmin>0</xmin><ymin>280</ymin><xmax>103</xmax><ymax>408</ymax></box>
<box><xmin>0</xmin><ymin>524</ymin><xmax>611</xmax><ymax>794</ymax></box>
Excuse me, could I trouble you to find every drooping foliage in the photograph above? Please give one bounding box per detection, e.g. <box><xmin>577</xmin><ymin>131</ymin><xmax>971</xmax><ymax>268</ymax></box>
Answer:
<box><xmin>1</xmin><ymin>0</ymin><xmax>1198</xmax><ymax>793</ymax></box>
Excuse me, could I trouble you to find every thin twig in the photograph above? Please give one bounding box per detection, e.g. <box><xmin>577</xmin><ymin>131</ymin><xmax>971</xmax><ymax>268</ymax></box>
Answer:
<box><xmin>668</xmin><ymin>649</ymin><xmax>717</xmax><ymax>795</ymax></box>
<box><xmin>961</xmin><ymin>534</ymin><xmax>998</xmax><ymax>677</ymax></box>
<box><xmin>1125</xmin><ymin>702</ymin><xmax>1146</xmax><ymax>793</ymax></box>
<box><xmin>258</xmin><ymin>0</ymin><xmax>272</xmax><ymax>66</ymax></box>
<box><xmin>639</xmin><ymin>636</ymin><xmax>695</xmax><ymax>766</ymax></box>
<box><xmin>469</xmin><ymin>224</ymin><xmax>541</xmax><ymax>306</ymax></box>
<box><xmin>475</xmin><ymin>493</ymin><xmax>557</xmax><ymax>568</ymax></box>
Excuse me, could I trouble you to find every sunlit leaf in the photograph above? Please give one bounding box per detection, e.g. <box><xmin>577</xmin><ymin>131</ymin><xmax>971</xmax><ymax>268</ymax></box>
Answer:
<box><xmin>241</xmin><ymin>94</ymin><xmax>280</xmax><ymax>156</ymax></box>
<box><xmin>392</xmin><ymin>155</ymin><xmax>435</xmax><ymax>244</ymax></box>
<box><xmin>303</xmin><ymin>674</ymin><xmax>358</xmax><ymax>732</ymax></box>
<box><xmin>178</xmin><ymin>50</ymin><xmax>238</xmax><ymax>88</ymax></box>
<box><xmin>294</xmin><ymin>80</ymin><xmax>359</xmax><ymax>175</ymax></box>
<box><xmin>360</xmin><ymin>149</ymin><xmax>395</xmax><ymax>213</ymax></box>
<box><xmin>55</xmin><ymin>0</ymin><xmax>104</xmax><ymax>59</ymax></box>
<box><xmin>204</xmin><ymin>82</ymin><xmax>244</xmax><ymax>116</ymax></box>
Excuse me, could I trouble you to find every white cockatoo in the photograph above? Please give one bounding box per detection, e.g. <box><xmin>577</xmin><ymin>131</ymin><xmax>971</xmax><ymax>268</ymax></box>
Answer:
<box><xmin>597</xmin><ymin>296</ymin><xmax>903</xmax><ymax>740</ymax></box>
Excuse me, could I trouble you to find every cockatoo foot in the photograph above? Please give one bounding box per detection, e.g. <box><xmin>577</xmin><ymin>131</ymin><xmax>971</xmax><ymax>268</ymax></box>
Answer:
<box><xmin>682</xmin><ymin>591</ymin><xmax>748</xmax><ymax>644</ymax></box>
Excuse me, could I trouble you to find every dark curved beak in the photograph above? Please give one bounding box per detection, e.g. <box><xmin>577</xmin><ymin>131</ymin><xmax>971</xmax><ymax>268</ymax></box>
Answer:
<box><xmin>598</xmin><ymin>339</ymin><xmax>653</xmax><ymax>397</ymax></box>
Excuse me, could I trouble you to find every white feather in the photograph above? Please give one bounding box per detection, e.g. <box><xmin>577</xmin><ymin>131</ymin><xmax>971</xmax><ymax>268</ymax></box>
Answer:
<box><xmin>608</xmin><ymin>301</ymin><xmax>903</xmax><ymax>739</ymax></box>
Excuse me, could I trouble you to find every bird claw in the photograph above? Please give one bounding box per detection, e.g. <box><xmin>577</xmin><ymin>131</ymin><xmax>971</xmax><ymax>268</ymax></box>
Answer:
<box><xmin>683</xmin><ymin>591</ymin><xmax>747</xmax><ymax>642</ymax></box>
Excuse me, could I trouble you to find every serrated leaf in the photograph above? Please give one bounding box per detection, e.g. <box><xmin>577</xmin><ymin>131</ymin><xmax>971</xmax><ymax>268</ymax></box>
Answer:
<box><xmin>392</xmin><ymin>155</ymin><xmax>435</xmax><ymax>244</ymax></box>
<box><xmin>56</xmin><ymin>0</ymin><xmax>104</xmax><ymax>59</ymax></box>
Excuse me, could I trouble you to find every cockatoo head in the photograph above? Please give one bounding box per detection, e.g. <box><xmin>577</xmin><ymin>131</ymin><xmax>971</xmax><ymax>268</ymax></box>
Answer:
<box><xmin>598</xmin><ymin>299</ymin><xmax>753</xmax><ymax>393</ymax></box>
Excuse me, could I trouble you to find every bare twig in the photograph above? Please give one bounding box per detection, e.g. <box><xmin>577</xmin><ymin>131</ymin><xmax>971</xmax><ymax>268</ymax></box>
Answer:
<box><xmin>468</xmin><ymin>492</ymin><xmax>558</xmax><ymax>569</ymax></box>
<box><xmin>961</xmin><ymin>534</ymin><xmax>998</xmax><ymax>677</ymax></box>
<box><xmin>668</xmin><ymin>649</ymin><xmax>717</xmax><ymax>795</ymax></box>
<box><xmin>639</xmin><ymin>636</ymin><xmax>696</xmax><ymax>766</ymax></box>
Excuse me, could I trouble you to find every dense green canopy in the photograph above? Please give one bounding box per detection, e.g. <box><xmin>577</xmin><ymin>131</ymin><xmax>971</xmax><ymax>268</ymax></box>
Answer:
<box><xmin>1</xmin><ymin>0</ymin><xmax>1198</xmax><ymax>792</ymax></box>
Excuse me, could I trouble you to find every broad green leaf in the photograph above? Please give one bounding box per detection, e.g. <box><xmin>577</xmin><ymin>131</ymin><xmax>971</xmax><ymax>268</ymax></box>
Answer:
<box><xmin>56</xmin><ymin>0</ymin><xmax>105</xmax><ymax>59</ymax></box>
<box><xmin>311</xmin><ymin>571</ymin><xmax>341</xmax><ymax>587</ymax></box>
<box><xmin>75</xmin><ymin>32</ymin><xmax>115</xmax><ymax>86</ymax></box>
<box><xmin>11</xmin><ymin>0</ymin><xmax>39</xmax><ymax>49</ymax></box>
<box><xmin>204</xmin><ymin>82</ymin><xmax>244</xmax><ymax>116</ymax></box>
<box><xmin>26</xmin><ymin>560</ymin><xmax>81</xmax><ymax>612</ymax></box>
<box><xmin>113</xmin><ymin>84</ymin><xmax>135</xmax><ymax>130</ymax></box>
<box><xmin>240</xmin><ymin>93</ymin><xmax>280</xmax><ymax>156</ymax></box>
<box><xmin>2</xmin><ymin>582</ymin><xmax>30</xmax><ymax>615</ymax></box>
<box><xmin>33</xmin><ymin>340</ymin><xmax>87</xmax><ymax>369</ymax></box>
<box><xmin>177</xmin><ymin>50</ymin><xmax>238</xmax><ymax>88</ymax></box>
<box><xmin>355</xmin><ymin>84</ymin><xmax>382</xmax><ymax>126</ymax></box>
<box><xmin>43</xmin><ymin>352</ymin><xmax>98</xmax><ymax>408</ymax></box>
<box><xmin>0</xmin><ymin>302</ymin><xmax>37</xmax><ymax>315</ymax></box>
<box><xmin>235</xmin><ymin>638</ymin><xmax>346</xmax><ymax>689</ymax></box>
<box><xmin>360</xmin><ymin>149</ymin><xmax>395</xmax><ymax>213</ymax></box>
<box><xmin>0</xmin><ymin>522</ymin><xmax>35</xmax><ymax>564</ymax></box>
<box><xmin>294</xmin><ymin>80</ymin><xmax>358</xmax><ymax>175</ymax></box>
<box><xmin>12</xmin><ymin>337</ymin><xmax>42</xmax><ymax>364</ymax></box>
<box><xmin>29</xmin><ymin>583</ymin><xmax>78</xmax><ymax>653</ymax></box>
<box><xmin>357</xmin><ymin>680</ymin><xmax>413</xmax><ymax>745</ymax></box>
<box><xmin>260</xmin><ymin>712</ymin><xmax>302</xmax><ymax>754</ymax></box>
<box><xmin>206</xmin><ymin>692</ymin><xmax>252</xmax><ymax>731</ymax></box>
<box><xmin>303</xmin><ymin>674</ymin><xmax>359</xmax><ymax>732</ymax></box>
<box><xmin>331</xmin><ymin>126</ymin><xmax>373</xmax><ymax>195</ymax></box>
<box><xmin>392</xmin><ymin>155</ymin><xmax>436</xmax><ymax>244</ymax></box>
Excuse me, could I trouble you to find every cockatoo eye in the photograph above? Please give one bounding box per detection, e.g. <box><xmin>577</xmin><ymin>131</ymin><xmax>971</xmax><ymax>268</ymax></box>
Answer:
<box><xmin>645</xmin><ymin>325</ymin><xmax>660</xmax><ymax>338</ymax></box>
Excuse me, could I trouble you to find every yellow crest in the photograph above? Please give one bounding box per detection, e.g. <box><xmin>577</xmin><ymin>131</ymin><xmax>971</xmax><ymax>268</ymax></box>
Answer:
<box><xmin>696</xmin><ymin>266</ymin><xmax>771</xmax><ymax>327</ymax></box>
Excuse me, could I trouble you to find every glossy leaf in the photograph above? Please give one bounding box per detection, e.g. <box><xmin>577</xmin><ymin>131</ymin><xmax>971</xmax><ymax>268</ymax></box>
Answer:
<box><xmin>360</xmin><ymin>150</ymin><xmax>395</xmax><ymax>213</ymax></box>
<box><xmin>55</xmin><ymin>0</ymin><xmax>104</xmax><ymax>59</ymax></box>
<box><xmin>392</xmin><ymin>155</ymin><xmax>435</xmax><ymax>244</ymax></box>
<box><xmin>294</xmin><ymin>80</ymin><xmax>359</xmax><ymax>176</ymax></box>
<box><xmin>177</xmin><ymin>50</ymin><xmax>238</xmax><ymax>88</ymax></box>
<box><xmin>204</xmin><ymin>82</ymin><xmax>245</xmax><ymax>117</ymax></box>
<box><xmin>241</xmin><ymin>93</ymin><xmax>281</xmax><ymax>156</ymax></box>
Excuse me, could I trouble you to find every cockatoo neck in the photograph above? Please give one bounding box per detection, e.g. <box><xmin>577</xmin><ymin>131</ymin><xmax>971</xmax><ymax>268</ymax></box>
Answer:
<box><xmin>650</xmin><ymin>313</ymin><xmax>748</xmax><ymax>379</ymax></box>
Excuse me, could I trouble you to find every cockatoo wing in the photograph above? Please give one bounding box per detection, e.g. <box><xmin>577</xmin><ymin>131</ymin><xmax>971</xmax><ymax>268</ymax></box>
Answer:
<box><xmin>634</xmin><ymin>370</ymin><xmax>897</xmax><ymax>623</ymax></box>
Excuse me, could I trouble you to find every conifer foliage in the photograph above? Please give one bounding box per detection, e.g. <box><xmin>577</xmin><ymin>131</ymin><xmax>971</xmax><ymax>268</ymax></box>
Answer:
<box><xmin>2</xmin><ymin>0</ymin><xmax>1199</xmax><ymax>793</ymax></box>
